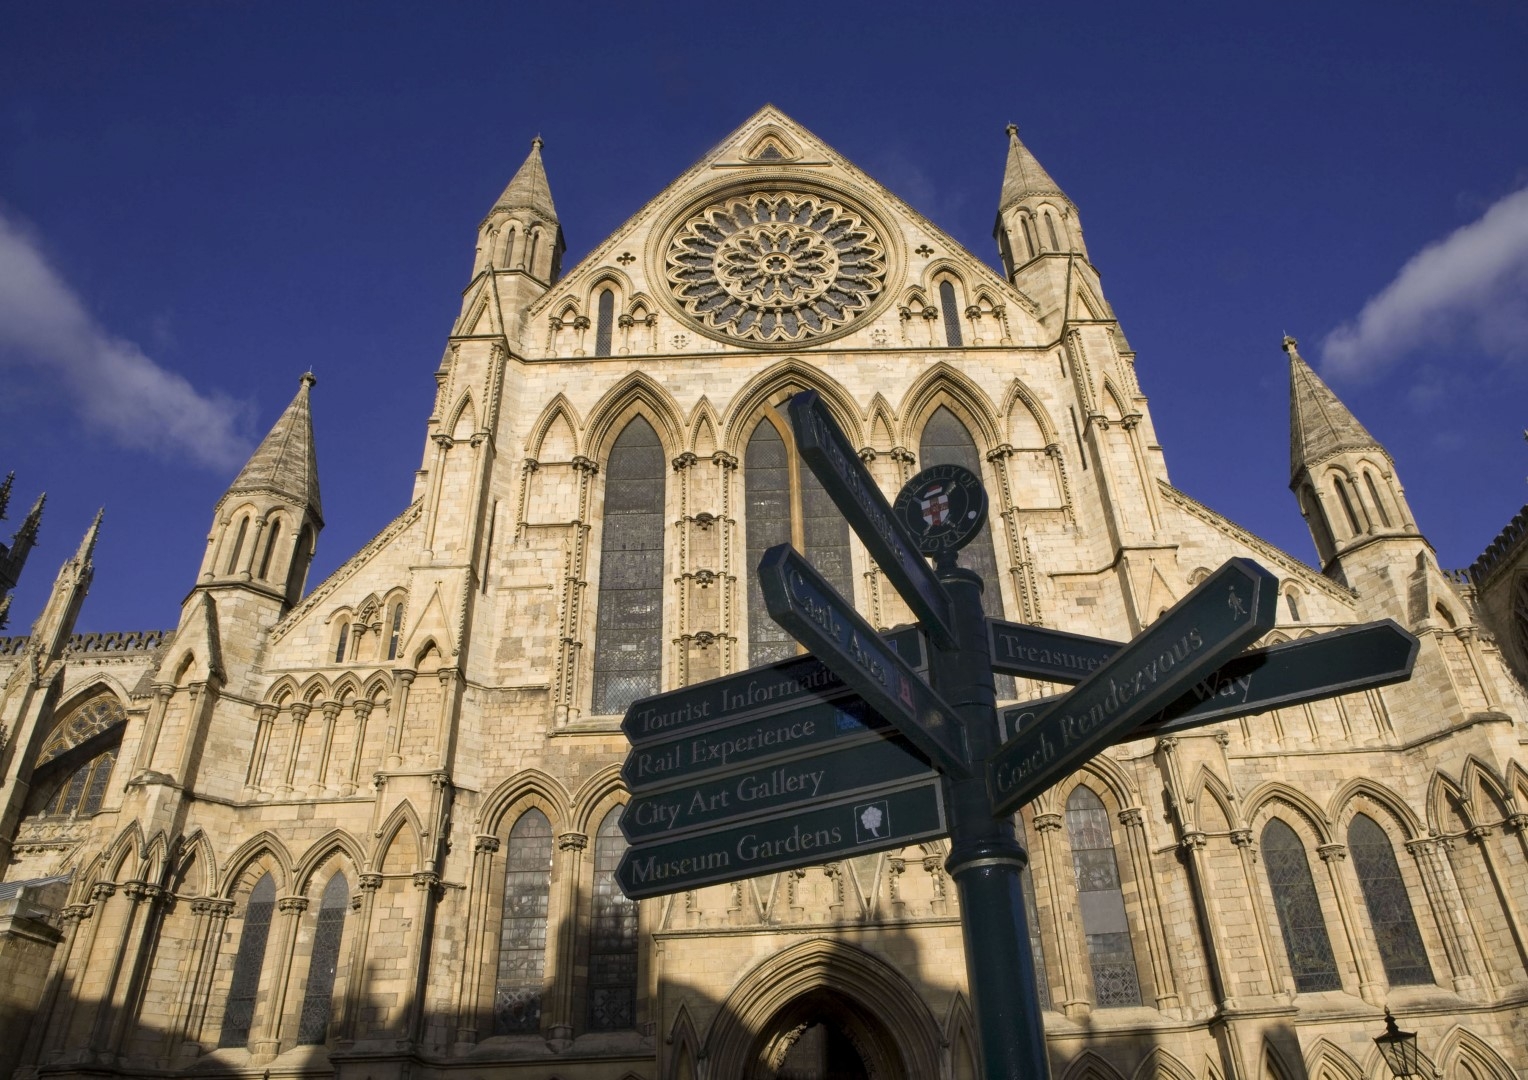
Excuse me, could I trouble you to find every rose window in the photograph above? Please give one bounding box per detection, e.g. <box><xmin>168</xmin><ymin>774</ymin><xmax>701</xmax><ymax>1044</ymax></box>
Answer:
<box><xmin>666</xmin><ymin>192</ymin><xmax>887</xmax><ymax>344</ymax></box>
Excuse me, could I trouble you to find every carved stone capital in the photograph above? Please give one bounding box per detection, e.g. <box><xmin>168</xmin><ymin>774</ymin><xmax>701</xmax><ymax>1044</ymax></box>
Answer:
<box><xmin>61</xmin><ymin>903</ymin><xmax>92</xmax><ymax>922</ymax></box>
<box><xmin>475</xmin><ymin>835</ymin><xmax>501</xmax><ymax>854</ymax></box>
<box><xmin>858</xmin><ymin>447</ymin><xmax>877</xmax><ymax>462</ymax></box>
<box><xmin>1506</xmin><ymin>812</ymin><xmax>1528</xmax><ymax>835</ymax></box>
<box><xmin>255</xmin><ymin>703</ymin><xmax>279</xmax><ymax>723</ymax></box>
<box><xmin>412</xmin><ymin>872</ymin><xmax>441</xmax><ymax>892</ymax></box>
<box><xmin>290</xmin><ymin>702</ymin><xmax>312</xmax><ymax>723</ymax></box>
<box><xmin>1156</xmin><ymin>735</ymin><xmax>1179</xmax><ymax>755</ymax></box>
<box><xmin>890</xmin><ymin>446</ymin><xmax>916</xmax><ymax>464</ymax></box>
<box><xmin>558</xmin><ymin>831</ymin><xmax>588</xmax><ymax>852</ymax></box>
<box><xmin>986</xmin><ymin>443</ymin><xmax>1014</xmax><ymax>462</ymax></box>
<box><xmin>277</xmin><ymin>896</ymin><xmax>310</xmax><ymax>915</ymax></box>
<box><xmin>430</xmin><ymin>769</ymin><xmax>453</xmax><ymax>789</ymax></box>
<box><xmin>321</xmin><ymin>702</ymin><xmax>343</xmax><ymax>721</ymax></box>
<box><xmin>191</xmin><ymin>897</ymin><xmax>234</xmax><ymax>918</ymax></box>
<box><xmin>359</xmin><ymin>873</ymin><xmax>383</xmax><ymax>892</ymax></box>
<box><xmin>1230</xmin><ymin>828</ymin><xmax>1255</xmax><ymax>849</ymax></box>
<box><xmin>395</xmin><ymin>669</ymin><xmax>417</xmax><ymax>687</ymax></box>
<box><xmin>123</xmin><ymin>881</ymin><xmax>162</xmax><ymax>903</ymax></box>
<box><xmin>91</xmin><ymin>882</ymin><xmax>118</xmax><ymax>902</ymax></box>
<box><xmin>672</xmin><ymin>452</ymin><xmax>698</xmax><ymax>471</ymax></box>
<box><xmin>1118</xmin><ymin>806</ymin><xmax>1143</xmax><ymax>828</ymax></box>
<box><xmin>352</xmin><ymin>700</ymin><xmax>373</xmax><ymax>721</ymax></box>
<box><xmin>522</xmin><ymin>457</ymin><xmax>541</xmax><ymax>474</ymax></box>
<box><xmin>922</xmin><ymin>855</ymin><xmax>943</xmax><ymax>874</ymax></box>
<box><xmin>1468</xmin><ymin>824</ymin><xmax>1495</xmax><ymax>842</ymax></box>
<box><xmin>1180</xmin><ymin>831</ymin><xmax>1208</xmax><ymax>851</ymax></box>
<box><xmin>1316</xmin><ymin>843</ymin><xmax>1347</xmax><ymax>863</ymax></box>
<box><xmin>711</xmin><ymin>450</ymin><xmax>738</xmax><ymax>470</ymax></box>
<box><xmin>571</xmin><ymin>455</ymin><xmax>599</xmax><ymax>475</ymax></box>
<box><xmin>617</xmin><ymin>313</ymin><xmax>635</xmax><ymax>328</ymax></box>
<box><xmin>1033</xmin><ymin>812</ymin><xmax>1063</xmax><ymax>833</ymax></box>
<box><xmin>1214</xmin><ymin>731</ymin><xmax>1231</xmax><ymax>747</ymax></box>
<box><xmin>432</xmin><ymin>433</ymin><xmax>455</xmax><ymax>450</ymax></box>
<box><xmin>572</xmin><ymin>316</ymin><xmax>591</xmax><ymax>331</ymax></box>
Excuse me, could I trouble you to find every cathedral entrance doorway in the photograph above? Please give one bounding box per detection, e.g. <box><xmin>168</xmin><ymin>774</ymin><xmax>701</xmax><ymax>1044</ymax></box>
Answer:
<box><xmin>749</xmin><ymin>988</ymin><xmax>891</xmax><ymax>1079</ymax></box>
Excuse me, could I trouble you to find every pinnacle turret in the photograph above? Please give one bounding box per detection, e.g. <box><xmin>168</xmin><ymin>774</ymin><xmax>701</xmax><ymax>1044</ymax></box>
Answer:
<box><xmin>999</xmin><ymin>123</ymin><xmax>1068</xmax><ymax>212</ymax></box>
<box><xmin>491</xmin><ymin>136</ymin><xmax>558</xmax><ymax>223</ymax></box>
<box><xmin>0</xmin><ymin>476</ymin><xmax>44</xmax><ymax>615</ymax></box>
<box><xmin>227</xmin><ymin>372</ymin><xmax>322</xmax><ymax>524</ymax></box>
<box><xmin>1284</xmin><ymin>335</ymin><xmax>1383</xmax><ymax>484</ymax></box>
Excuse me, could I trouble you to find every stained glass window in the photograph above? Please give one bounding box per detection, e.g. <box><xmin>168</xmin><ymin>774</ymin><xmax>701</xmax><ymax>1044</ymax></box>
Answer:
<box><xmin>590</xmin><ymin>417</ymin><xmax>666</xmax><ymax>714</ymax></box>
<box><xmin>1013</xmin><ymin>813</ymin><xmax>1051</xmax><ymax>1010</ymax></box>
<box><xmin>1348</xmin><ymin>814</ymin><xmax>1431</xmax><ymax>985</ymax></box>
<box><xmin>745</xmin><ymin>416</ymin><xmax>853</xmax><ymax>665</ymax></box>
<box><xmin>595</xmin><ymin>289</ymin><xmax>615</xmax><ymax>358</ymax></box>
<box><xmin>297</xmin><ymin>872</ymin><xmax>348</xmax><ymax>1044</ymax></box>
<box><xmin>495</xmin><ymin>809</ymin><xmax>552</xmax><ymax>1034</ymax></box>
<box><xmin>938</xmin><ymin>280</ymin><xmax>963</xmax><ymax>347</ymax></box>
<box><xmin>588</xmin><ymin>808</ymin><xmax>638</xmax><ymax>1030</ymax></box>
<box><xmin>220</xmin><ymin>873</ymin><xmax>276</xmax><ymax>1047</ymax></box>
<box><xmin>919</xmin><ymin>407</ymin><xmax>1014</xmax><ymax>698</ymax></box>
<box><xmin>1262</xmin><ymin>819</ymin><xmax>1341</xmax><ymax>992</ymax></box>
<box><xmin>42</xmin><ymin>747</ymin><xmax>118</xmax><ymax>817</ymax></box>
<box><xmin>1066</xmin><ymin>786</ymin><xmax>1141</xmax><ymax>1007</ymax></box>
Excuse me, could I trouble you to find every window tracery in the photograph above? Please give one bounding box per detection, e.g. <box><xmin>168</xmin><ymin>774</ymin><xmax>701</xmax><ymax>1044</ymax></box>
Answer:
<box><xmin>1065</xmin><ymin>786</ymin><xmax>1142</xmax><ymax>1006</ymax></box>
<box><xmin>1262</xmin><ymin>818</ymin><xmax>1341</xmax><ymax>992</ymax></box>
<box><xmin>590</xmin><ymin>417</ymin><xmax>666</xmax><ymax>715</ymax></box>
<box><xmin>1347</xmin><ymin>814</ymin><xmax>1430</xmax><ymax>985</ymax></box>
<box><xmin>496</xmin><ymin>809</ymin><xmax>552</xmax><ymax>1035</ymax></box>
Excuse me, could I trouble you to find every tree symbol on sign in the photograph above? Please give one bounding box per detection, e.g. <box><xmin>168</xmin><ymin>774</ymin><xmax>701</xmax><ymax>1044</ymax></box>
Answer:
<box><xmin>860</xmin><ymin>804</ymin><xmax>884</xmax><ymax>837</ymax></box>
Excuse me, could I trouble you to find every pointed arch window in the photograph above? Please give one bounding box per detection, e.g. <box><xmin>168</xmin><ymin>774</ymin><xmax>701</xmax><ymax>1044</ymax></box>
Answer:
<box><xmin>1348</xmin><ymin>814</ymin><xmax>1430</xmax><ymax>985</ymax></box>
<box><xmin>287</xmin><ymin>525</ymin><xmax>314</xmax><ymax>600</ymax></box>
<box><xmin>1333</xmin><ymin>476</ymin><xmax>1361</xmax><ymax>534</ymax></box>
<box><xmin>1262</xmin><ymin>819</ymin><xmax>1340</xmax><ymax>991</ymax></box>
<box><xmin>591</xmin><ymin>417</ymin><xmax>666</xmax><ymax>714</ymax></box>
<box><xmin>496</xmin><ymin>809</ymin><xmax>552</xmax><ymax>1034</ymax></box>
<box><xmin>1066</xmin><ymin>786</ymin><xmax>1142</xmax><ymax>1006</ymax></box>
<box><xmin>386</xmin><ymin>601</ymin><xmax>404</xmax><ymax>661</ymax></box>
<box><xmin>919</xmin><ymin>407</ymin><xmax>1014</xmax><ymax>697</ymax></box>
<box><xmin>1364</xmin><ymin>471</ymin><xmax>1392</xmax><ymax>527</ymax></box>
<box><xmin>594</xmin><ymin>288</ymin><xmax>615</xmax><ymax>357</ymax></box>
<box><xmin>1022</xmin><ymin>217</ymin><xmax>1037</xmax><ymax>259</ymax></box>
<box><xmin>1045</xmin><ymin>211</ymin><xmax>1061</xmax><ymax>251</ymax></box>
<box><xmin>259</xmin><ymin>519</ymin><xmax>281</xmax><ymax>580</ymax></box>
<box><xmin>334</xmin><ymin>622</ymin><xmax>350</xmax><ymax>665</ymax></box>
<box><xmin>297</xmin><ymin>872</ymin><xmax>349</xmax><ymax>1044</ymax></box>
<box><xmin>225</xmin><ymin>516</ymin><xmax>249</xmax><ymax>575</ymax></box>
<box><xmin>937</xmin><ymin>280</ymin><xmax>963</xmax><ymax>347</ymax></box>
<box><xmin>744</xmin><ymin>413</ymin><xmax>853</xmax><ymax>664</ymax></box>
<box><xmin>588</xmin><ymin>807</ymin><xmax>638</xmax><ymax>1030</ymax></box>
<box><xmin>220</xmin><ymin>873</ymin><xmax>276</xmax><ymax>1047</ymax></box>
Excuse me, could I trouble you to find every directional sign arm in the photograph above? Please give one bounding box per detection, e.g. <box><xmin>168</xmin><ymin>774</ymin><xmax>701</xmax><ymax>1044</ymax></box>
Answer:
<box><xmin>759</xmin><ymin>543</ymin><xmax>972</xmax><ymax>778</ymax></box>
<box><xmin>786</xmin><ymin>391</ymin><xmax>957</xmax><ymax>646</ymax></box>
<box><xmin>988</xmin><ymin>619</ymin><xmax>1121</xmax><ymax>683</ymax></box>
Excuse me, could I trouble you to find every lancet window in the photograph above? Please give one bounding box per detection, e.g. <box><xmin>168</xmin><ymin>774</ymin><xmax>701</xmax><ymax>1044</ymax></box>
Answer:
<box><xmin>1348</xmin><ymin>814</ymin><xmax>1431</xmax><ymax>985</ymax></box>
<box><xmin>744</xmin><ymin>413</ymin><xmax>853</xmax><ymax>665</ymax></box>
<box><xmin>225</xmin><ymin>516</ymin><xmax>249</xmax><ymax>574</ymax></box>
<box><xmin>919</xmin><ymin>407</ymin><xmax>1013</xmax><ymax>697</ymax></box>
<box><xmin>258</xmin><ymin>518</ymin><xmax>282</xmax><ymax>580</ymax></box>
<box><xmin>297</xmin><ymin>872</ymin><xmax>349</xmax><ymax>1043</ymax></box>
<box><xmin>938</xmin><ymin>280</ymin><xmax>963</xmax><ymax>346</ymax></box>
<box><xmin>495</xmin><ymin>809</ymin><xmax>553</xmax><ymax>1035</ymax></box>
<box><xmin>387</xmin><ymin>601</ymin><xmax>404</xmax><ymax>661</ymax></box>
<box><xmin>595</xmin><ymin>288</ymin><xmax>615</xmax><ymax>357</ymax></box>
<box><xmin>587</xmin><ymin>807</ymin><xmax>638</xmax><ymax>1030</ymax></box>
<box><xmin>1262</xmin><ymin>819</ymin><xmax>1341</xmax><ymax>991</ymax></box>
<box><xmin>590</xmin><ymin>417</ymin><xmax>666</xmax><ymax>715</ymax></box>
<box><xmin>220</xmin><ymin>873</ymin><xmax>276</xmax><ymax>1047</ymax></box>
<box><xmin>334</xmin><ymin>622</ymin><xmax>350</xmax><ymax>664</ymax></box>
<box><xmin>1065</xmin><ymin>786</ymin><xmax>1142</xmax><ymax>1006</ymax></box>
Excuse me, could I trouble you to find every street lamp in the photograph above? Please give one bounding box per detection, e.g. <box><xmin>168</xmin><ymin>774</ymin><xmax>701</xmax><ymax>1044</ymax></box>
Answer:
<box><xmin>1374</xmin><ymin>1009</ymin><xmax>1421</xmax><ymax>1079</ymax></box>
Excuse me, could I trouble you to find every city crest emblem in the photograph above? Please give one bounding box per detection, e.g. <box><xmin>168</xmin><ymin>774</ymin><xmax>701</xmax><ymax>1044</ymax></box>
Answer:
<box><xmin>893</xmin><ymin>464</ymin><xmax>988</xmax><ymax>555</ymax></box>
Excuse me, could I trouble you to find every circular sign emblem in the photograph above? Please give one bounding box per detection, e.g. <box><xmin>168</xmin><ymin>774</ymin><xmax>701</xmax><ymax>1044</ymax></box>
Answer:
<box><xmin>893</xmin><ymin>465</ymin><xmax>988</xmax><ymax>554</ymax></box>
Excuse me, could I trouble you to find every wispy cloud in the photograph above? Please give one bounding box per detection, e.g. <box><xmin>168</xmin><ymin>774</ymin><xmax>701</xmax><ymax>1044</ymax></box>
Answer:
<box><xmin>1321</xmin><ymin>186</ymin><xmax>1528</xmax><ymax>378</ymax></box>
<box><xmin>0</xmin><ymin>210</ymin><xmax>251</xmax><ymax>470</ymax></box>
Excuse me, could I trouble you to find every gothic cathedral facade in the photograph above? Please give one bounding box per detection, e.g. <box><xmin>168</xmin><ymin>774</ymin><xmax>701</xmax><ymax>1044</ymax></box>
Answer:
<box><xmin>1</xmin><ymin>107</ymin><xmax>1525</xmax><ymax>1080</ymax></box>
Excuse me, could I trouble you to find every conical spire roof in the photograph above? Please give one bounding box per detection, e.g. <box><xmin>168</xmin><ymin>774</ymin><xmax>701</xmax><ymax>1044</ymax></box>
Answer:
<box><xmin>491</xmin><ymin>136</ymin><xmax>558</xmax><ymax>221</ymax></box>
<box><xmin>228</xmin><ymin>373</ymin><xmax>322</xmax><ymax>521</ymax></box>
<box><xmin>1285</xmin><ymin>336</ymin><xmax>1383</xmax><ymax>481</ymax></box>
<box><xmin>999</xmin><ymin>123</ymin><xmax>1067</xmax><ymax>212</ymax></box>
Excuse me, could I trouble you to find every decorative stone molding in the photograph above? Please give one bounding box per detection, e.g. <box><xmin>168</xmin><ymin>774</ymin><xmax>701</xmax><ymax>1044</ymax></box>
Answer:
<box><xmin>474</xmin><ymin>835</ymin><xmax>501</xmax><ymax>854</ymax></box>
<box><xmin>558</xmin><ymin>831</ymin><xmax>588</xmax><ymax>852</ymax></box>
<box><xmin>1316</xmin><ymin>842</ymin><xmax>1348</xmax><ymax>863</ymax></box>
<box><xmin>277</xmin><ymin>896</ymin><xmax>309</xmax><ymax>914</ymax></box>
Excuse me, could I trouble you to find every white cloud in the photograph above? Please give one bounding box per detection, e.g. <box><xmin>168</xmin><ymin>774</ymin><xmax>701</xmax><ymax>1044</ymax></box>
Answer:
<box><xmin>0</xmin><ymin>210</ymin><xmax>252</xmax><ymax>470</ymax></box>
<box><xmin>1321</xmin><ymin>185</ymin><xmax>1528</xmax><ymax>378</ymax></box>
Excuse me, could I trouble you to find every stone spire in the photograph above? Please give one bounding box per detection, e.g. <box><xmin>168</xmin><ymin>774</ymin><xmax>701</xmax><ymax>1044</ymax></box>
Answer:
<box><xmin>227</xmin><ymin>372</ymin><xmax>323</xmax><ymax>524</ymax></box>
<box><xmin>491</xmin><ymin>136</ymin><xmax>558</xmax><ymax>222</ymax></box>
<box><xmin>0</xmin><ymin>477</ymin><xmax>44</xmax><ymax>609</ymax></box>
<box><xmin>1284</xmin><ymin>335</ymin><xmax>1383</xmax><ymax>483</ymax></box>
<box><xmin>999</xmin><ymin>123</ymin><xmax>1067</xmax><ymax>213</ymax></box>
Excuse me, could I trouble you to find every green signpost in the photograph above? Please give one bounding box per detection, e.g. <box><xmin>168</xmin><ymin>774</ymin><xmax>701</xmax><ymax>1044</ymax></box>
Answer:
<box><xmin>612</xmin><ymin>392</ymin><xmax>1419</xmax><ymax>1080</ymax></box>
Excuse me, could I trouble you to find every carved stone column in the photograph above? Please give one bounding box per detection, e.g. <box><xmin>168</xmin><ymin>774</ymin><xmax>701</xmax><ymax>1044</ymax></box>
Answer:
<box><xmin>87</xmin><ymin>881</ymin><xmax>157</xmax><ymax>1057</ymax></box>
<box><xmin>245</xmin><ymin>703</ymin><xmax>278</xmax><ymax>794</ymax></box>
<box><xmin>401</xmin><ymin>873</ymin><xmax>443</xmax><ymax>1046</ymax></box>
<box><xmin>342</xmin><ymin>700</ymin><xmax>373</xmax><ymax>795</ymax></box>
<box><xmin>280</xmin><ymin>702</ymin><xmax>310</xmax><ymax>793</ymax></box>
<box><xmin>546</xmin><ymin>830</ymin><xmax>587</xmax><ymax>1045</ymax></box>
<box><xmin>133</xmin><ymin>683</ymin><xmax>175</xmax><ymax>774</ymax></box>
<box><xmin>44</xmin><ymin>884</ymin><xmax>112</xmax><ymax>1061</ymax></box>
<box><xmin>19</xmin><ymin>903</ymin><xmax>90</xmax><ymax>1071</ymax></box>
<box><xmin>249</xmin><ymin>895</ymin><xmax>309</xmax><ymax>1059</ymax></box>
<box><xmin>1465</xmin><ymin>824</ymin><xmax>1528</xmax><ymax>974</ymax></box>
<box><xmin>339</xmin><ymin>873</ymin><xmax>382</xmax><ymax>1042</ymax></box>
<box><xmin>1316</xmin><ymin>843</ymin><xmax>1382</xmax><ymax>1003</ymax></box>
<box><xmin>171</xmin><ymin>898</ymin><xmax>233</xmax><ymax>1060</ymax></box>
<box><xmin>1406</xmin><ymin>836</ymin><xmax>1486</xmax><ymax>993</ymax></box>
<box><xmin>311</xmin><ymin>702</ymin><xmax>342</xmax><ymax>795</ymax></box>
<box><xmin>1231</xmin><ymin>829</ymin><xmax>1281</xmax><ymax>996</ymax></box>
<box><xmin>1031</xmin><ymin>811</ymin><xmax>1084</xmax><ymax>1016</ymax></box>
<box><xmin>1119</xmin><ymin>806</ymin><xmax>1179</xmax><ymax>1009</ymax></box>
<box><xmin>386</xmin><ymin>670</ymin><xmax>416</xmax><ymax>768</ymax></box>
<box><xmin>453</xmin><ymin>835</ymin><xmax>500</xmax><ymax>1050</ymax></box>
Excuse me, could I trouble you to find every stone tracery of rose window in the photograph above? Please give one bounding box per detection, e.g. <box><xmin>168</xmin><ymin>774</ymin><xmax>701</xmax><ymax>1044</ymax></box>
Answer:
<box><xmin>665</xmin><ymin>191</ymin><xmax>887</xmax><ymax>345</ymax></box>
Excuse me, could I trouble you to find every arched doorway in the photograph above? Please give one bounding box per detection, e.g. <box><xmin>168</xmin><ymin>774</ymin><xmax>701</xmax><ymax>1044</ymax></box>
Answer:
<box><xmin>752</xmin><ymin>987</ymin><xmax>893</xmax><ymax>1079</ymax></box>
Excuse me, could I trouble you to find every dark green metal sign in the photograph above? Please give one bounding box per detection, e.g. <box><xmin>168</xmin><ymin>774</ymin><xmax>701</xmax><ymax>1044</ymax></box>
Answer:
<box><xmin>787</xmin><ymin>391</ymin><xmax>957</xmax><ymax>646</ymax></box>
<box><xmin>988</xmin><ymin>619</ymin><xmax>1120</xmax><ymax>683</ymax></box>
<box><xmin>615</xmin><ymin>778</ymin><xmax>947</xmax><ymax>900</ymax></box>
<box><xmin>987</xmin><ymin>558</ymin><xmax>1278</xmax><ymax>816</ymax></box>
<box><xmin>998</xmin><ymin>619</ymin><xmax>1420</xmax><ymax>742</ymax></box>
<box><xmin>620</xmin><ymin>732</ymin><xmax>936</xmax><ymax>842</ymax></box>
<box><xmin>620</xmin><ymin>625</ymin><xmax>924</xmax><ymax>747</ymax></box>
<box><xmin>759</xmin><ymin>543</ymin><xmax>972</xmax><ymax>778</ymax></box>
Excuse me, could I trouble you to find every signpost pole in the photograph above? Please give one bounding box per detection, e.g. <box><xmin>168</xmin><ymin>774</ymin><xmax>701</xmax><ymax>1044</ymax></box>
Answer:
<box><xmin>932</xmin><ymin>560</ymin><xmax>1050</xmax><ymax>1080</ymax></box>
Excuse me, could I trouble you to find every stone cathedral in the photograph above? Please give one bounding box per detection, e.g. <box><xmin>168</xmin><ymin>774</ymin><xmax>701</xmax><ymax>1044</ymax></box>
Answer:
<box><xmin>1</xmin><ymin>107</ymin><xmax>1526</xmax><ymax>1080</ymax></box>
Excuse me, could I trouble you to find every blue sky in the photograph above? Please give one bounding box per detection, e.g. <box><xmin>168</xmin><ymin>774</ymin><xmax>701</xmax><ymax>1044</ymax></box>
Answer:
<box><xmin>1</xmin><ymin>2</ymin><xmax>1525</xmax><ymax>633</ymax></box>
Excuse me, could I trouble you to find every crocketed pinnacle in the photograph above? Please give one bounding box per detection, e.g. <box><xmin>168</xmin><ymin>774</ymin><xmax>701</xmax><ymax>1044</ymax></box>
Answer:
<box><xmin>999</xmin><ymin>123</ymin><xmax>1067</xmax><ymax>213</ymax></box>
<box><xmin>228</xmin><ymin>373</ymin><xmax>323</xmax><ymax>522</ymax></box>
<box><xmin>492</xmin><ymin>136</ymin><xmax>558</xmax><ymax>222</ymax></box>
<box><xmin>1285</xmin><ymin>335</ymin><xmax>1383</xmax><ymax>482</ymax></box>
